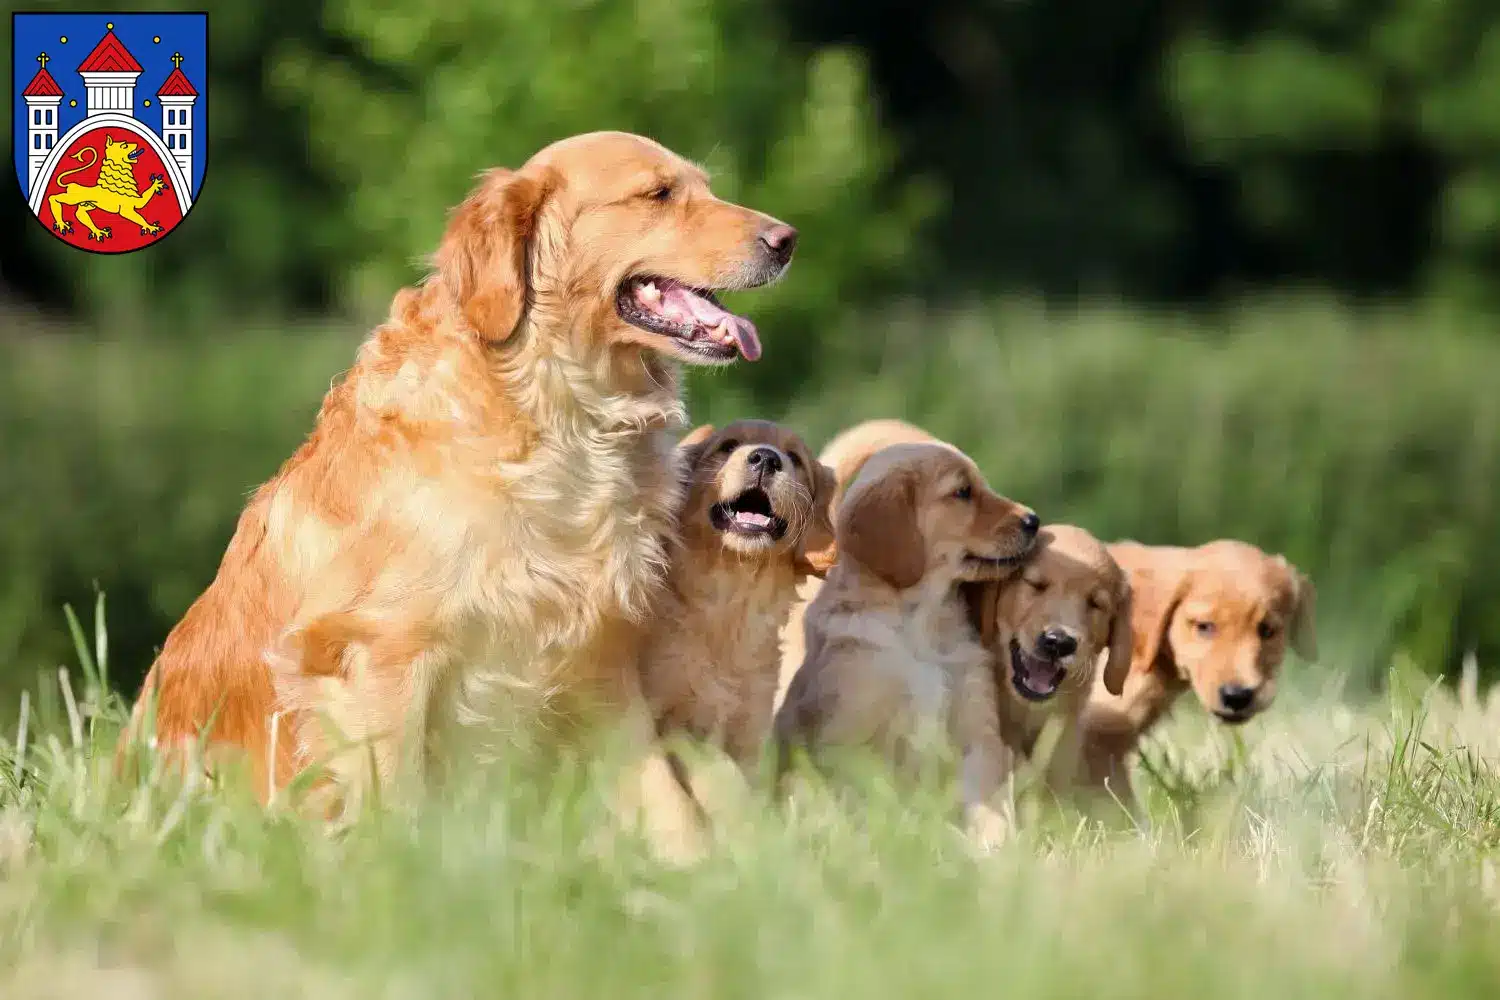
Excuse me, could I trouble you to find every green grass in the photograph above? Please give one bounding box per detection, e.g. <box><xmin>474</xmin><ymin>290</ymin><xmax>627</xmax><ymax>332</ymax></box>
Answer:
<box><xmin>2</xmin><ymin>603</ymin><xmax>1499</xmax><ymax>997</ymax></box>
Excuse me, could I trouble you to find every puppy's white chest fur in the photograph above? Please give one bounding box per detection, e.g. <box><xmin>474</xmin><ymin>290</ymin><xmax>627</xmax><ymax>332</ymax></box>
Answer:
<box><xmin>833</xmin><ymin>575</ymin><xmax>986</xmax><ymax>729</ymax></box>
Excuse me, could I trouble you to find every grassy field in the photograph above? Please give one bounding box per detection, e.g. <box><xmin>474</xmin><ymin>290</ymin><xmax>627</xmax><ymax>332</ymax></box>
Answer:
<box><xmin>1</xmin><ymin>602</ymin><xmax>1498</xmax><ymax>998</ymax></box>
<box><xmin>3</xmin><ymin>297</ymin><xmax>1499</xmax><ymax>996</ymax></box>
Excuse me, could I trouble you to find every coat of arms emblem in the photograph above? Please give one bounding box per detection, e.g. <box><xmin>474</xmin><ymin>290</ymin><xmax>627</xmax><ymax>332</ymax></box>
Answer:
<box><xmin>13</xmin><ymin>12</ymin><xmax>206</xmax><ymax>253</ymax></box>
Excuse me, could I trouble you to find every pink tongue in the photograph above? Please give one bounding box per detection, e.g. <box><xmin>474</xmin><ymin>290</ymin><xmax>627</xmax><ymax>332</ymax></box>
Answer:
<box><xmin>734</xmin><ymin>511</ymin><xmax>772</xmax><ymax>528</ymax></box>
<box><xmin>660</xmin><ymin>286</ymin><xmax>761</xmax><ymax>361</ymax></box>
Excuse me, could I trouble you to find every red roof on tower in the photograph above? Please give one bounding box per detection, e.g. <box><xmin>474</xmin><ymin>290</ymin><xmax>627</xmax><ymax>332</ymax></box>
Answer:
<box><xmin>156</xmin><ymin>68</ymin><xmax>197</xmax><ymax>98</ymax></box>
<box><xmin>76</xmin><ymin>30</ymin><xmax>142</xmax><ymax>74</ymax></box>
<box><xmin>23</xmin><ymin>67</ymin><xmax>64</xmax><ymax>98</ymax></box>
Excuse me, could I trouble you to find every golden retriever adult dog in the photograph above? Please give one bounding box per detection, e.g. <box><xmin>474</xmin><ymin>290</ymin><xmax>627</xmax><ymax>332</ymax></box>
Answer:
<box><xmin>126</xmin><ymin>131</ymin><xmax>798</xmax><ymax>859</ymax></box>
<box><xmin>773</xmin><ymin>442</ymin><xmax>1039</xmax><ymax>843</ymax></box>
<box><xmin>642</xmin><ymin>420</ymin><xmax>835</xmax><ymax>774</ymax></box>
<box><xmin>1077</xmin><ymin>539</ymin><xmax>1317</xmax><ymax>808</ymax></box>
<box><xmin>962</xmin><ymin>524</ymin><xmax>1131</xmax><ymax>794</ymax></box>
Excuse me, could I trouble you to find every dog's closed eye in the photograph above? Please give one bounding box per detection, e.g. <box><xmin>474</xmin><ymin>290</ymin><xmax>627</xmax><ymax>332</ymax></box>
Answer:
<box><xmin>717</xmin><ymin>438</ymin><xmax>740</xmax><ymax>454</ymax></box>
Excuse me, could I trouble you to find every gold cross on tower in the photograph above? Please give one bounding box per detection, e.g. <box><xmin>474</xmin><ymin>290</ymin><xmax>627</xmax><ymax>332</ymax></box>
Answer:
<box><xmin>36</xmin><ymin>52</ymin><xmax>49</xmax><ymax>70</ymax></box>
<box><xmin>171</xmin><ymin>52</ymin><xmax>184</xmax><ymax>69</ymax></box>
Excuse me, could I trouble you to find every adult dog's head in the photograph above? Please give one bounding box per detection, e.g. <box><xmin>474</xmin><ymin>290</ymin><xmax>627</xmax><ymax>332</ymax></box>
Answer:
<box><xmin>434</xmin><ymin>131</ymin><xmax>795</xmax><ymax>367</ymax></box>
<box><xmin>675</xmin><ymin>421</ymin><xmax>836</xmax><ymax>575</ymax></box>
<box><xmin>1111</xmin><ymin>540</ymin><xmax>1317</xmax><ymax>724</ymax></box>
<box><xmin>836</xmin><ymin>443</ymin><xmax>1039</xmax><ymax>591</ymax></box>
<box><xmin>966</xmin><ymin>526</ymin><xmax>1133</xmax><ymax>710</ymax></box>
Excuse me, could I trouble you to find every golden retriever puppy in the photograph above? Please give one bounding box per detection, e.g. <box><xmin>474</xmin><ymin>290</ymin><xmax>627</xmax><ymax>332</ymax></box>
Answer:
<box><xmin>1077</xmin><ymin>539</ymin><xmax>1317</xmax><ymax>807</ymax></box>
<box><xmin>642</xmin><ymin>420</ymin><xmax>835</xmax><ymax>774</ymax></box>
<box><xmin>126</xmin><ymin>131</ymin><xmax>798</xmax><ymax>860</ymax></box>
<box><xmin>775</xmin><ymin>418</ymin><xmax>957</xmax><ymax>704</ymax></box>
<box><xmin>773</xmin><ymin>442</ymin><xmax>1039</xmax><ymax>843</ymax></box>
<box><xmin>962</xmin><ymin>525</ymin><xmax>1131</xmax><ymax>793</ymax></box>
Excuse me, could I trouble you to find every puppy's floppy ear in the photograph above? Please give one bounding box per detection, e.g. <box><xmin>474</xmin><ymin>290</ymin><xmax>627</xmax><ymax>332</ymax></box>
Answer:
<box><xmin>1287</xmin><ymin>565</ymin><xmax>1318</xmax><ymax>662</ymax></box>
<box><xmin>795</xmin><ymin>460</ymin><xmax>839</xmax><ymax>578</ymax></box>
<box><xmin>435</xmin><ymin>166</ymin><xmax>553</xmax><ymax>343</ymax></box>
<box><xmin>1101</xmin><ymin>576</ymin><xmax>1135</xmax><ymax>697</ymax></box>
<box><xmin>674</xmin><ymin>424</ymin><xmax>716</xmax><ymax>488</ymax></box>
<box><xmin>961</xmin><ymin>580</ymin><xmax>999</xmax><ymax>648</ymax></box>
<box><xmin>839</xmin><ymin>467</ymin><xmax>925</xmax><ymax>590</ymax></box>
<box><xmin>1127</xmin><ymin>557</ymin><xmax>1190</xmax><ymax>676</ymax></box>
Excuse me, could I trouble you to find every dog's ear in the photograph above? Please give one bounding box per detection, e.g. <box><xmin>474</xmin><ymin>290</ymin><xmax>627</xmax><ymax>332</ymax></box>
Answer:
<box><xmin>674</xmin><ymin>424</ymin><xmax>716</xmax><ymax>490</ymax></box>
<box><xmin>1101</xmin><ymin>575</ymin><xmax>1135</xmax><ymax>696</ymax></box>
<box><xmin>435</xmin><ymin>167</ymin><xmax>553</xmax><ymax>344</ymax></box>
<box><xmin>961</xmin><ymin>580</ymin><xmax>999</xmax><ymax>648</ymax></box>
<box><xmin>838</xmin><ymin>467</ymin><xmax>925</xmax><ymax>590</ymax></box>
<box><xmin>1287</xmin><ymin>564</ymin><xmax>1318</xmax><ymax>662</ymax></box>
<box><xmin>795</xmin><ymin>460</ymin><xmax>839</xmax><ymax>578</ymax></box>
<box><xmin>1126</xmin><ymin>556</ymin><xmax>1190</xmax><ymax>677</ymax></box>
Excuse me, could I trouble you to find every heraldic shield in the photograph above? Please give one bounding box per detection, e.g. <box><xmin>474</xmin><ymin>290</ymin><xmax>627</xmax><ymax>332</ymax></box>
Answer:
<box><xmin>13</xmin><ymin>11</ymin><xmax>206</xmax><ymax>253</ymax></box>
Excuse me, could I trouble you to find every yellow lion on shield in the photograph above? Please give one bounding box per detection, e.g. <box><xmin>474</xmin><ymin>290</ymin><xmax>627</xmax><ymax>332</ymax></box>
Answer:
<box><xmin>47</xmin><ymin>134</ymin><xmax>169</xmax><ymax>241</ymax></box>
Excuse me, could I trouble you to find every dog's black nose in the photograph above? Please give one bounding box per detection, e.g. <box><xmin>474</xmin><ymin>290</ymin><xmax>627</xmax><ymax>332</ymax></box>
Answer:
<box><xmin>1219</xmin><ymin>684</ymin><xmax>1256</xmax><ymax>713</ymax></box>
<box><xmin>746</xmin><ymin>446</ymin><xmax>782</xmax><ymax>472</ymax></box>
<box><xmin>1020</xmin><ymin>512</ymin><xmax>1041</xmax><ymax>536</ymax></box>
<box><xmin>1036</xmin><ymin>628</ymin><xmax>1077</xmax><ymax>659</ymax></box>
<box><xmin>758</xmin><ymin>224</ymin><xmax>798</xmax><ymax>265</ymax></box>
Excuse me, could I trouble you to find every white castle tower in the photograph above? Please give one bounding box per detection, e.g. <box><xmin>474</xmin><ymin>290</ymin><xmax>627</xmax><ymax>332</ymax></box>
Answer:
<box><xmin>77</xmin><ymin>25</ymin><xmax>142</xmax><ymax>117</ymax></box>
<box><xmin>22</xmin><ymin>53</ymin><xmax>64</xmax><ymax>195</ymax></box>
<box><xmin>156</xmin><ymin>52</ymin><xmax>199</xmax><ymax>183</ymax></box>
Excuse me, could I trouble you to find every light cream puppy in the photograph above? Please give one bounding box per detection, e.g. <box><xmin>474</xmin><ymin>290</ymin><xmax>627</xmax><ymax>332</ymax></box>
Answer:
<box><xmin>773</xmin><ymin>441</ymin><xmax>1039</xmax><ymax>843</ymax></box>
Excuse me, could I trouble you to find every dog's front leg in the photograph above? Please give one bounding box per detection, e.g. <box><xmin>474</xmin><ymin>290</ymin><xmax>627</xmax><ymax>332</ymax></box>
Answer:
<box><xmin>953</xmin><ymin>665</ymin><xmax>1016</xmax><ymax>852</ymax></box>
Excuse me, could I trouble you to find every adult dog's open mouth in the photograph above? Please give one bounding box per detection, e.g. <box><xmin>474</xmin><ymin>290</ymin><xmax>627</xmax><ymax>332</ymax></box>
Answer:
<box><xmin>617</xmin><ymin>276</ymin><xmax>761</xmax><ymax>363</ymax></box>
<box><xmin>1009</xmin><ymin>638</ymin><xmax>1066</xmax><ymax>702</ymax></box>
<box><xmin>710</xmin><ymin>487</ymin><xmax>787</xmax><ymax>540</ymax></box>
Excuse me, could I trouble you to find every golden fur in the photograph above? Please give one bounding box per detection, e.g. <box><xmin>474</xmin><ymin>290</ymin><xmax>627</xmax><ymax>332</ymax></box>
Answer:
<box><xmin>126</xmin><ymin>131</ymin><xmax>798</xmax><ymax>860</ymax></box>
<box><xmin>642</xmin><ymin>420</ymin><xmax>835</xmax><ymax>773</ymax></box>
<box><xmin>775</xmin><ymin>418</ymin><xmax>957</xmax><ymax>704</ymax></box>
<box><xmin>963</xmin><ymin>524</ymin><xmax>1132</xmax><ymax>796</ymax></box>
<box><xmin>1077</xmin><ymin>539</ymin><xmax>1317</xmax><ymax>809</ymax></box>
<box><xmin>773</xmin><ymin>441</ymin><xmax>1039</xmax><ymax>845</ymax></box>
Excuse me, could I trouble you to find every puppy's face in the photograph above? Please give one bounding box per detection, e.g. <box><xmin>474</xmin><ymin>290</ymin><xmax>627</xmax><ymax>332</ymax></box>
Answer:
<box><xmin>837</xmin><ymin>443</ymin><xmax>1039</xmax><ymax>590</ymax></box>
<box><xmin>968</xmin><ymin>525</ymin><xmax>1133</xmax><ymax>705</ymax></box>
<box><xmin>1136</xmin><ymin>541</ymin><xmax>1317</xmax><ymax>724</ymax></box>
<box><xmin>437</xmin><ymin>131</ymin><xmax>796</xmax><ymax>367</ymax></box>
<box><xmin>675</xmin><ymin>421</ymin><xmax>836</xmax><ymax>570</ymax></box>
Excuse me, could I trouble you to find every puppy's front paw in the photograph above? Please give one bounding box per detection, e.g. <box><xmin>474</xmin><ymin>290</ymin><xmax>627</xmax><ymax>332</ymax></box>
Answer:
<box><xmin>964</xmin><ymin>801</ymin><xmax>1013</xmax><ymax>854</ymax></box>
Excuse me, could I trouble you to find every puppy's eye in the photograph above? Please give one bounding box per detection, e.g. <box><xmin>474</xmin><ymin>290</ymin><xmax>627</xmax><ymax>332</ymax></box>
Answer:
<box><xmin>646</xmin><ymin>184</ymin><xmax>674</xmax><ymax>202</ymax></box>
<box><xmin>952</xmin><ymin>484</ymin><xmax>973</xmax><ymax>501</ymax></box>
<box><xmin>1088</xmin><ymin>597</ymin><xmax>1107</xmax><ymax>613</ymax></box>
<box><xmin>1025</xmin><ymin>577</ymin><xmax>1048</xmax><ymax>593</ymax></box>
<box><xmin>788</xmin><ymin>452</ymin><xmax>804</xmax><ymax>468</ymax></box>
<box><xmin>717</xmin><ymin>438</ymin><xmax>740</xmax><ymax>454</ymax></box>
<box><xmin>1191</xmin><ymin>620</ymin><xmax>1217</xmax><ymax>639</ymax></box>
<box><xmin>1256</xmin><ymin>621</ymin><xmax>1279</xmax><ymax>641</ymax></box>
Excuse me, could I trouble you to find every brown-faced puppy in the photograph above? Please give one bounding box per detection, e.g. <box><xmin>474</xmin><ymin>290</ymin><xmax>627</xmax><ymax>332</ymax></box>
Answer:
<box><xmin>773</xmin><ymin>442</ymin><xmax>1039</xmax><ymax>844</ymax></box>
<box><xmin>642</xmin><ymin>420</ymin><xmax>836</xmax><ymax>774</ymax></box>
<box><xmin>963</xmin><ymin>525</ymin><xmax>1132</xmax><ymax>794</ymax></box>
<box><xmin>1078</xmin><ymin>539</ymin><xmax>1317</xmax><ymax>807</ymax></box>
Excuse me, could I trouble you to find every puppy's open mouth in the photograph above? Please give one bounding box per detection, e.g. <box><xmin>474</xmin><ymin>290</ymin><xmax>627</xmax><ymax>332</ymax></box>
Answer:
<box><xmin>710</xmin><ymin>487</ymin><xmax>787</xmax><ymax>540</ymax></box>
<box><xmin>1009</xmin><ymin>638</ymin><xmax>1066</xmax><ymax>702</ymax></box>
<box><xmin>1214</xmin><ymin>709</ymin><xmax>1254</xmax><ymax>726</ymax></box>
<box><xmin>616</xmin><ymin>276</ymin><xmax>761</xmax><ymax>363</ymax></box>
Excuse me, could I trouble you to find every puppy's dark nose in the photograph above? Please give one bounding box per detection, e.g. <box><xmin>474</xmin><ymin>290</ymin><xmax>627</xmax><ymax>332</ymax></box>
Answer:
<box><xmin>745</xmin><ymin>446</ymin><xmax>783</xmax><ymax>473</ymax></box>
<box><xmin>1036</xmin><ymin>628</ymin><xmax>1078</xmax><ymax>659</ymax></box>
<box><xmin>1020</xmin><ymin>512</ymin><xmax>1041</xmax><ymax>537</ymax></box>
<box><xmin>1219</xmin><ymin>684</ymin><xmax>1256</xmax><ymax>713</ymax></box>
<box><xmin>758</xmin><ymin>224</ymin><xmax>798</xmax><ymax>265</ymax></box>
